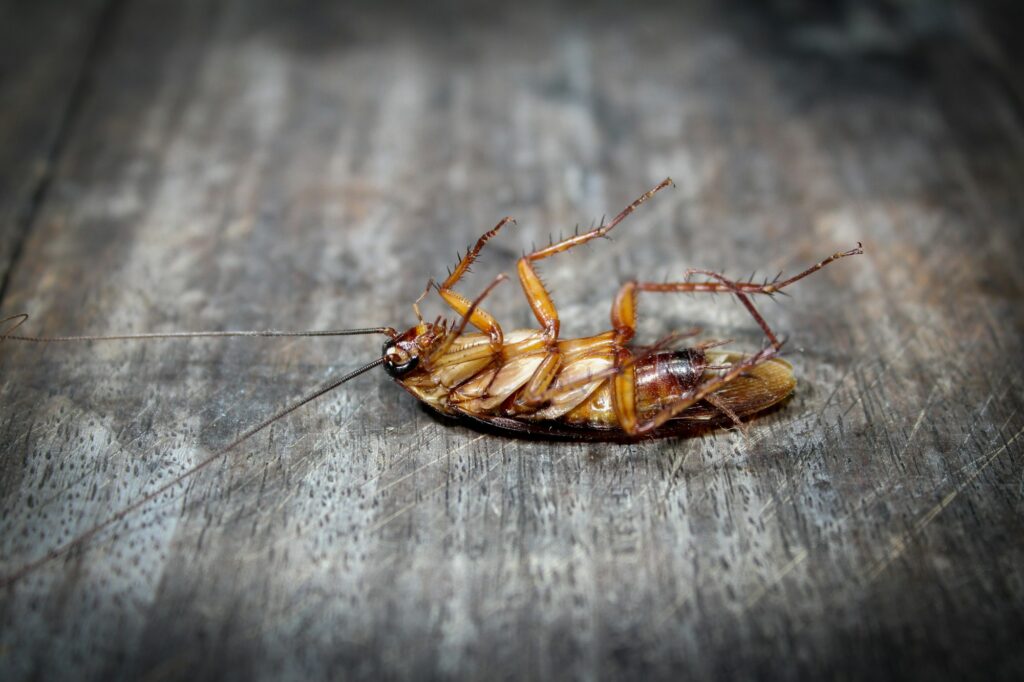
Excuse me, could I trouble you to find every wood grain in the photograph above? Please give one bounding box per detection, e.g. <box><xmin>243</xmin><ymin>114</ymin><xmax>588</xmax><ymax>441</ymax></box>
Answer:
<box><xmin>1</xmin><ymin>1</ymin><xmax>1022</xmax><ymax>680</ymax></box>
<box><xmin>0</xmin><ymin>0</ymin><xmax>113</xmax><ymax>299</ymax></box>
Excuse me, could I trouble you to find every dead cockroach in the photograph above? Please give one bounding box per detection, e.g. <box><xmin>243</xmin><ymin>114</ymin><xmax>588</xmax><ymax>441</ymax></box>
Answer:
<box><xmin>0</xmin><ymin>178</ymin><xmax>862</xmax><ymax>585</ymax></box>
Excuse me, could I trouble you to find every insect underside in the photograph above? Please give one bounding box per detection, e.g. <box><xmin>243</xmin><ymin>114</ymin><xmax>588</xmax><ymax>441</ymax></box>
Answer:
<box><xmin>380</xmin><ymin>178</ymin><xmax>861</xmax><ymax>439</ymax></box>
<box><xmin>397</xmin><ymin>329</ymin><xmax>796</xmax><ymax>439</ymax></box>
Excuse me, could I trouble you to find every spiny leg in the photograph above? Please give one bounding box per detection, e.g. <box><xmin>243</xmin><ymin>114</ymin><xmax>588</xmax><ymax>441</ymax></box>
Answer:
<box><xmin>434</xmin><ymin>216</ymin><xmax>515</xmax><ymax>346</ymax></box>
<box><xmin>427</xmin><ymin>273</ymin><xmax>508</xmax><ymax>367</ymax></box>
<box><xmin>681</xmin><ymin>272</ymin><xmax>781</xmax><ymax>349</ymax></box>
<box><xmin>440</xmin><ymin>216</ymin><xmax>516</xmax><ymax>291</ymax></box>
<box><xmin>516</xmin><ymin>178</ymin><xmax>674</xmax><ymax>342</ymax></box>
<box><xmin>612</xmin><ymin>243</ymin><xmax>863</xmax><ymax>349</ymax></box>
<box><xmin>703</xmin><ymin>392</ymin><xmax>750</xmax><ymax>437</ymax></box>
<box><xmin>617</xmin><ymin>277</ymin><xmax>781</xmax><ymax>349</ymax></box>
<box><xmin>695</xmin><ymin>242</ymin><xmax>864</xmax><ymax>296</ymax></box>
<box><xmin>513</xmin><ymin>178</ymin><xmax>674</xmax><ymax>405</ymax></box>
<box><xmin>682</xmin><ymin>243</ymin><xmax>861</xmax><ymax>347</ymax></box>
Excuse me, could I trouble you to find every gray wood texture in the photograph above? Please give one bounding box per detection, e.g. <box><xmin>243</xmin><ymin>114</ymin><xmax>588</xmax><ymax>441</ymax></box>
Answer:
<box><xmin>2</xmin><ymin>1</ymin><xmax>1022</xmax><ymax>679</ymax></box>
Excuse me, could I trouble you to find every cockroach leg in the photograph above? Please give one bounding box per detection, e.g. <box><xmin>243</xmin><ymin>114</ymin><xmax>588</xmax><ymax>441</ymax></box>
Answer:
<box><xmin>512</xmin><ymin>351</ymin><xmax>563</xmax><ymax>408</ymax></box>
<box><xmin>612</xmin><ymin>346</ymin><xmax>640</xmax><ymax>433</ymax></box>
<box><xmin>434</xmin><ymin>216</ymin><xmax>516</xmax><ymax>348</ymax></box>
<box><xmin>610</xmin><ymin>261</ymin><xmax>798</xmax><ymax>434</ymax></box>
<box><xmin>440</xmin><ymin>216</ymin><xmax>516</xmax><ymax>291</ymax></box>
<box><xmin>412</xmin><ymin>278</ymin><xmax>435</xmax><ymax>324</ymax></box>
<box><xmin>523</xmin><ymin>178</ymin><xmax>674</xmax><ymax>262</ymax></box>
<box><xmin>759</xmin><ymin>242</ymin><xmax>864</xmax><ymax>293</ymax></box>
<box><xmin>426</xmin><ymin>273</ymin><xmax>508</xmax><ymax>366</ymax></box>
<box><xmin>703</xmin><ymin>392</ymin><xmax>750</xmax><ymax>438</ymax></box>
<box><xmin>516</xmin><ymin>177</ymin><xmax>674</xmax><ymax>344</ymax></box>
<box><xmin>507</xmin><ymin>179</ymin><xmax>675</xmax><ymax>405</ymax></box>
<box><xmin>434</xmin><ymin>284</ymin><xmax>504</xmax><ymax>350</ymax></box>
<box><xmin>683</xmin><ymin>270</ymin><xmax>788</xmax><ymax>348</ymax></box>
<box><xmin>612</xmin><ymin>243</ymin><xmax>862</xmax><ymax>351</ymax></box>
<box><xmin>616</xmin><ymin>280</ymin><xmax>781</xmax><ymax>434</ymax></box>
<box><xmin>681</xmin><ymin>243</ymin><xmax>863</xmax><ymax>295</ymax></box>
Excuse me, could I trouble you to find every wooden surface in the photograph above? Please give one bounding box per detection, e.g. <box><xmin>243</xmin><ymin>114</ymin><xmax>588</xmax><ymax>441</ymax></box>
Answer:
<box><xmin>2</xmin><ymin>1</ymin><xmax>1023</xmax><ymax>679</ymax></box>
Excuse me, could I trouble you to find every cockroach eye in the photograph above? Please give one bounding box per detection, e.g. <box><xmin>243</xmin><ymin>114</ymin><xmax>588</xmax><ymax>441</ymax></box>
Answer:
<box><xmin>382</xmin><ymin>339</ymin><xmax>419</xmax><ymax>378</ymax></box>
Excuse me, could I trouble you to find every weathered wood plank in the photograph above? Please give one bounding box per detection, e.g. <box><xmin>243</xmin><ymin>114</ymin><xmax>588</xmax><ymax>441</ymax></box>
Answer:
<box><xmin>0</xmin><ymin>0</ymin><xmax>113</xmax><ymax>296</ymax></box>
<box><xmin>1</xmin><ymin>1</ymin><xmax>1022</xmax><ymax>680</ymax></box>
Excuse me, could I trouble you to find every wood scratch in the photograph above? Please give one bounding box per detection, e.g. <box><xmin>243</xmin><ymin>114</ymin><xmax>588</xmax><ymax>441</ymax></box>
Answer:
<box><xmin>759</xmin><ymin>492</ymin><xmax>792</xmax><ymax>522</ymax></box>
<box><xmin>357</xmin><ymin>422</ymin><xmax>439</xmax><ymax>489</ymax></box>
<box><xmin>663</xmin><ymin>447</ymin><xmax>694</xmax><ymax>494</ymax></box>
<box><xmin>375</xmin><ymin>434</ymin><xmax>486</xmax><ymax>496</ymax></box>
<box><xmin>364</xmin><ymin>478</ymin><xmax>452</xmax><ymax>534</ymax></box>
<box><xmin>866</xmin><ymin>419</ymin><xmax>1024</xmax><ymax>583</ymax></box>
<box><xmin>756</xmin><ymin>332</ymin><xmax>914</xmax><ymax>521</ymax></box>
<box><xmin>368</xmin><ymin>446</ymin><xmax>505</xmax><ymax>535</ymax></box>
<box><xmin>839</xmin><ymin>337</ymin><xmax>915</xmax><ymax>419</ymax></box>
<box><xmin>897</xmin><ymin>384</ymin><xmax>938</xmax><ymax>462</ymax></box>
<box><xmin>743</xmin><ymin>547</ymin><xmax>809</xmax><ymax>609</ymax></box>
<box><xmin>826</xmin><ymin>387</ymin><xmax>1012</xmax><ymax>575</ymax></box>
<box><xmin>760</xmin><ymin>328</ymin><xmax>977</xmax><ymax>523</ymax></box>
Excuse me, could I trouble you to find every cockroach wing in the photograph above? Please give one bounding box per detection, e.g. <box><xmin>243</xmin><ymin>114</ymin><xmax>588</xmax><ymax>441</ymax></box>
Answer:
<box><xmin>681</xmin><ymin>351</ymin><xmax>796</xmax><ymax>421</ymax></box>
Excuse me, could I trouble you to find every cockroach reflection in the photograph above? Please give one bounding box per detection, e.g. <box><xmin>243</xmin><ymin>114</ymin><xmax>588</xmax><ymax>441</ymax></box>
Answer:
<box><xmin>0</xmin><ymin>178</ymin><xmax>862</xmax><ymax>584</ymax></box>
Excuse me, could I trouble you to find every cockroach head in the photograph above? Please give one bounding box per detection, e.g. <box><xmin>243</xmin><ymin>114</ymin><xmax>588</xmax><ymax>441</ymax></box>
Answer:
<box><xmin>381</xmin><ymin>322</ymin><xmax>442</xmax><ymax>378</ymax></box>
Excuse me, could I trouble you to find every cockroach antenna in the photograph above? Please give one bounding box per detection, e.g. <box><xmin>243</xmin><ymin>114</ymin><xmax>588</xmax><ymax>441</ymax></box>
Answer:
<box><xmin>0</xmin><ymin>313</ymin><xmax>397</xmax><ymax>343</ymax></box>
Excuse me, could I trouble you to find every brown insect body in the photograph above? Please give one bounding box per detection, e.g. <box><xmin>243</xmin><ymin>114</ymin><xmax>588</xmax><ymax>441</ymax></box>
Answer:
<box><xmin>385</xmin><ymin>325</ymin><xmax>796</xmax><ymax>438</ymax></box>
<box><xmin>377</xmin><ymin>177</ymin><xmax>854</xmax><ymax>439</ymax></box>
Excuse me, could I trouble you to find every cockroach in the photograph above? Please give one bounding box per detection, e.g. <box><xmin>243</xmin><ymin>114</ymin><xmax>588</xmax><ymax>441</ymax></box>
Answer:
<box><xmin>0</xmin><ymin>178</ymin><xmax>862</xmax><ymax>585</ymax></box>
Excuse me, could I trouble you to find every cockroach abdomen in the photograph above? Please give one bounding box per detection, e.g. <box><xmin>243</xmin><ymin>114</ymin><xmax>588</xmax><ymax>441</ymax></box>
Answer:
<box><xmin>634</xmin><ymin>348</ymin><xmax>707</xmax><ymax>413</ymax></box>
